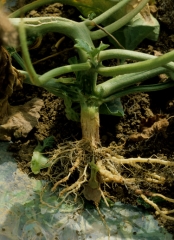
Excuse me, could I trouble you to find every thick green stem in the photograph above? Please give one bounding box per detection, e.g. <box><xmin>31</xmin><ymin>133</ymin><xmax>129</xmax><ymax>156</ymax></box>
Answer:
<box><xmin>19</xmin><ymin>70</ymin><xmax>78</xmax><ymax>100</ymax></box>
<box><xmin>19</xmin><ymin>19</ymin><xmax>40</xmax><ymax>85</ymax></box>
<box><xmin>97</xmin><ymin>50</ymin><xmax>174</xmax><ymax>77</ymax></box>
<box><xmin>95</xmin><ymin>67</ymin><xmax>168</xmax><ymax>98</ymax></box>
<box><xmin>102</xmin><ymin>81</ymin><xmax>174</xmax><ymax>103</ymax></box>
<box><xmin>39</xmin><ymin>62</ymin><xmax>91</xmax><ymax>84</ymax></box>
<box><xmin>81</xmin><ymin>103</ymin><xmax>100</xmax><ymax>148</ymax></box>
<box><xmin>11</xmin><ymin>17</ymin><xmax>91</xmax><ymax>43</ymax></box>
<box><xmin>7</xmin><ymin>48</ymin><xmax>26</xmax><ymax>70</ymax></box>
<box><xmin>90</xmin><ymin>0</ymin><xmax>149</xmax><ymax>40</ymax></box>
<box><xmin>85</xmin><ymin>0</ymin><xmax>131</xmax><ymax>27</ymax></box>
<box><xmin>11</xmin><ymin>17</ymin><xmax>94</xmax><ymax>62</ymax></box>
<box><xmin>99</xmin><ymin>49</ymin><xmax>174</xmax><ymax>72</ymax></box>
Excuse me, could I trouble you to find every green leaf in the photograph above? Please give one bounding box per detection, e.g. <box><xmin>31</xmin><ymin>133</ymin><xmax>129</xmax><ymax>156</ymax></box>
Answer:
<box><xmin>31</xmin><ymin>151</ymin><xmax>51</xmax><ymax>174</ymax></box>
<box><xmin>42</xmin><ymin>136</ymin><xmax>55</xmax><ymax>149</ymax></box>
<box><xmin>90</xmin><ymin>42</ymin><xmax>110</xmax><ymax>58</ymax></box>
<box><xmin>68</xmin><ymin>56</ymin><xmax>81</xmax><ymax>78</ymax></box>
<box><xmin>75</xmin><ymin>39</ymin><xmax>93</xmax><ymax>54</ymax></box>
<box><xmin>100</xmin><ymin>98</ymin><xmax>124</xmax><ymax>117</ymax></box>
<box><xmin>98</xmin><ymin>42</ymin><xmax>110</xmax><ymax>51</ymax></box>
<box><xmin>75</xmin><ymin>39</ymin><xmax>109</xmax><ymax>67</ymax></box>
<box><xmin>88</xmin><ymin>12</ymin><xmax>96</xmax><ymax>20</ymax></box>
<box><xmin>34</xmin><ymin>136</ymin><xmax>55</xmax><ymax>152</ymax></box>
<box><xmin>109</xmin><ymin>13</ymin><xmax>159</xmax><ymax>50</ymax></box>
<box><xmin>68</xmin><ymin>56</ymin><xmax>78</xmax><ymax>65</ymax></box>
<box><xmin>75</xmin><ymin>39</ymin><xmax>109</xmax><ymax>57</ymax></box>
<box><xmin>30</xmin><ymin>136</ymin><xmax>55</xmax><ymax>174</ymax></box>
<box><xmin>64</xmin><ymin>96</ymin><xmax>80</xmax><ymax>121</ymax></box>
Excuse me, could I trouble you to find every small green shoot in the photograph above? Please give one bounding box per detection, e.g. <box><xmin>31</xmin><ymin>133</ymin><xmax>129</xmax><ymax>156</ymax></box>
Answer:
<box><xmin>31</xmin><ymin>136</ymin><xmax>55</xmax><ymax>174</ymax></box>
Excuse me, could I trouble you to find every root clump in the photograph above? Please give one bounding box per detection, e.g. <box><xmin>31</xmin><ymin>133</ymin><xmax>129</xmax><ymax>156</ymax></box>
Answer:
<box><xmin>39</xmin><ymin>139</ymin><xmax>174</xmax><ymax>221</ymax></box>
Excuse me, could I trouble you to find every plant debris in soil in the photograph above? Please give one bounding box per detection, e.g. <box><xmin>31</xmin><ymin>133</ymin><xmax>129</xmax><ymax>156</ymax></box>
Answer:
<box><xmin>3</xmin><ymin>0</ymin><xmax>174</xmax><ymax>236</ymax></box>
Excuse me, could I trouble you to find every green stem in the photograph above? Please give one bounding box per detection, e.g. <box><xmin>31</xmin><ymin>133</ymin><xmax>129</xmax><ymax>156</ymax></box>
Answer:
<box><xmin>7</xmin><ymin>47</ymin><xmax>26</xmax><ymax>70</ymax></box>
<box><xmin>11</xmin><ymin>17</ymin><xmax>94</xmax><ymax>62</ymax></box>
<box><xmin>39</xmin><ymin>62</ymin><xmax>91</xmax><ymax>84</ymax></box>
<box><xmin>19</xmin><ymin>19</ymin><xmax>40</xmax><ymax>85</ymax></box>
<box><xmin>95</xmin><ymin>67</ymin><xmax>167</xmax><ymax>98</ymax></box>
<box><xmin>97</xmin><ymin>50</ymin><xmax>174</xmax><ymax>77</ymax></box>
<box><xmin>85</xmin><ymin>0</ymin><xmax>131</xmax><ymax>27</ymax></box>
<box><xmin>99</xmin><ymin>49</ymin><xmax>174</xmax><ymax>72</ymax></box>
<box><xmin>102</xmin><ymin>82</ymin><xmax>174</xmax><ymax>103</ymax></box>
<box><xmin>20</xmin><ymin>70</ymin><xmax>82</xmax><ymax>103</ymax></box>
<box><xmin>90</xmin><ymin>0</ymin><xmax>149</xmax><ymax>40</ymax></box>
<box><xmin>11</xmin><ymin>17</ymin><xmax>82</xmax><ymax>39</ymax></box>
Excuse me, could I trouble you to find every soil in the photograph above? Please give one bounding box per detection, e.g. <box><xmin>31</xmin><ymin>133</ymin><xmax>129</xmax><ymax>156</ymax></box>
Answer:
<box><xmin>4</xmin><ymin>0</ymin><xmax>174</xmax><ymax>237</ymax></box>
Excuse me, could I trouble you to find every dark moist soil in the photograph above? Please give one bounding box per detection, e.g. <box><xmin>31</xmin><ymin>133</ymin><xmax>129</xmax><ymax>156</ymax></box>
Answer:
<box><xmin>7</xmin><ymin>0</ymin><xmax>174</xmax><ymax>236</ymax></box>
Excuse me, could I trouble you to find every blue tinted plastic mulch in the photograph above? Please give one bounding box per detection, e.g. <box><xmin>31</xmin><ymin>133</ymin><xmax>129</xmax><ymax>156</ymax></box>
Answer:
<box><xmin>0</xmin><ymin>142</ymin><xmax>172</xmax><ymax>240</ymax></box>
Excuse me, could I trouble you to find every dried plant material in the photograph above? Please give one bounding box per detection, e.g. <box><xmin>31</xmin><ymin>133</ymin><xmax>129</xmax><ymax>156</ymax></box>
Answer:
<box><xmin>0</xmin><ymin>14</ymin><xmax>43</xmax><ymax>140</ymax></box>
<box><xmin>83</xmin><ymin>185</ymin><xmax>101</xmax><ymax>204</ymax></box>
<box><xmin>0</xmin><ymin>46</ymin><xmax>43</xmax><ymax>141</ymax></box>
<box><xmin>126</xmin><ymin>1</ymin><xmax>156</xmax><ymax>24</ymax></box>
<box><xmin>83</xmin><ymin>161</ymin><xmax>101</xmax><ymax>204</ymax></box>
<box><xmin>0</xmin><ymin>46</ymin><xmax>24</xmax><ymax>123</ymax></box>
<box><xmin>147</xmin><ymin>44</ymin><xmax>154</xmax><ymax>52</ymax></box>
<box><xmin>159</xmin><ymin>73</ymin><xmax>168</xmax><ymax>82</ymax></box>
<box><xmin>149</xmin><ymin>4</ymin><xmax>158</xmax><ymax>14</ymax></box>
<box><xmin>153</xmin><ymin>50</ymin><xmax>162</xmax><ymax>56</ymax></box>
<box><xmin>140</xmin><ymin>3</ymin><xmax>154</xmax><ymax>24</ymax></box>
<box><xmin>0</xmin><ymin>8</ymin><xmax>18</xmax><ymax>47</ymax></box>
<box><xmin>129</xmin><ymin>114</ymin><xmax>169</xmax><ymax>141</ymax></box>
<box><xmin>0</xmin><ymin>98</ymin><xmax>44</xmax><ymax>141</ymax></box>
<box><xmin>126</xmin><ymin>0</ymin><xmax>141</xmax><ymax>12</ymax></box>
<box><xmin>169</xmin><ymin>35</ymin><xmax>174</xmax><ymax>43</ymax></box>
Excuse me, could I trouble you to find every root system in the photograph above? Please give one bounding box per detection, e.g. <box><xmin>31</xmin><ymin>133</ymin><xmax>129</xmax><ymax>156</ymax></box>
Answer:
<box><xmin>37</xmin><ymin>139</ymin><xmax>174</xmax><ymax>221</ymax></box>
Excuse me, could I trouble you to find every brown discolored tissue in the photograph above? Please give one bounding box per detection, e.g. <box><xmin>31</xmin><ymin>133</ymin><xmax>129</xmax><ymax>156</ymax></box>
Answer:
<box><xmin>0</xmin><ymin>9</ymin><xmax>44</xmax><ymax>141</ymax></box>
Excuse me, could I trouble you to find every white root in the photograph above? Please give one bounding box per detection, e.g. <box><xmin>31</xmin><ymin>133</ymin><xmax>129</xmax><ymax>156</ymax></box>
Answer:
<box><xmin>41</xmin><ymin>139</ymin><xmax>174</xmax><ymax>222</ymax></box>
<box><xmin>156</xmin><ymin>209</ymin><xmax>174</xmax><ymax>215</ymax></box>
<box><xmin>97</xmin><ymin>160</ymin><xmax>124</xmax><ymax>183</ymax></box>
<box><xmin>110</xmin><ymin>156</ymin><xmax>174</xmax><ymax>166</ymax></box>
<box><xmin>151</xmin><ymin>193</ymin><xmax>174</xmax><ymax>203</ymax></box>
<box><xmin>59</xmin><ymin>164</ymin><xmax>88</xmax><ymax>196</ymax></box>
<box><xmin>96</xmin><ymin>160</ymin><xmax>135</xmax><ymax>184</ymax></box>
<box><xmin>51</xmin><ymin>156</ymin><xmax>81</xmax><ymax>192</ymax></box>
<box><xmin>147</xmin><ymin>172</ymin><xmax>165</xmax><ymax>181</ymax></box>
<box><xmin>145</xmin><ymin>178</ymin><xmax>165</xmax><ymax>184</ymax></box>
<box><xmin>141</xmin><ymin>194</ymin><xmax>174</xmax><ymax>221</ymax></box>
<box><xmin>100</xmin><ymin>189</ymin><xmax>110</xmax><ymax>207</ymax></box>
